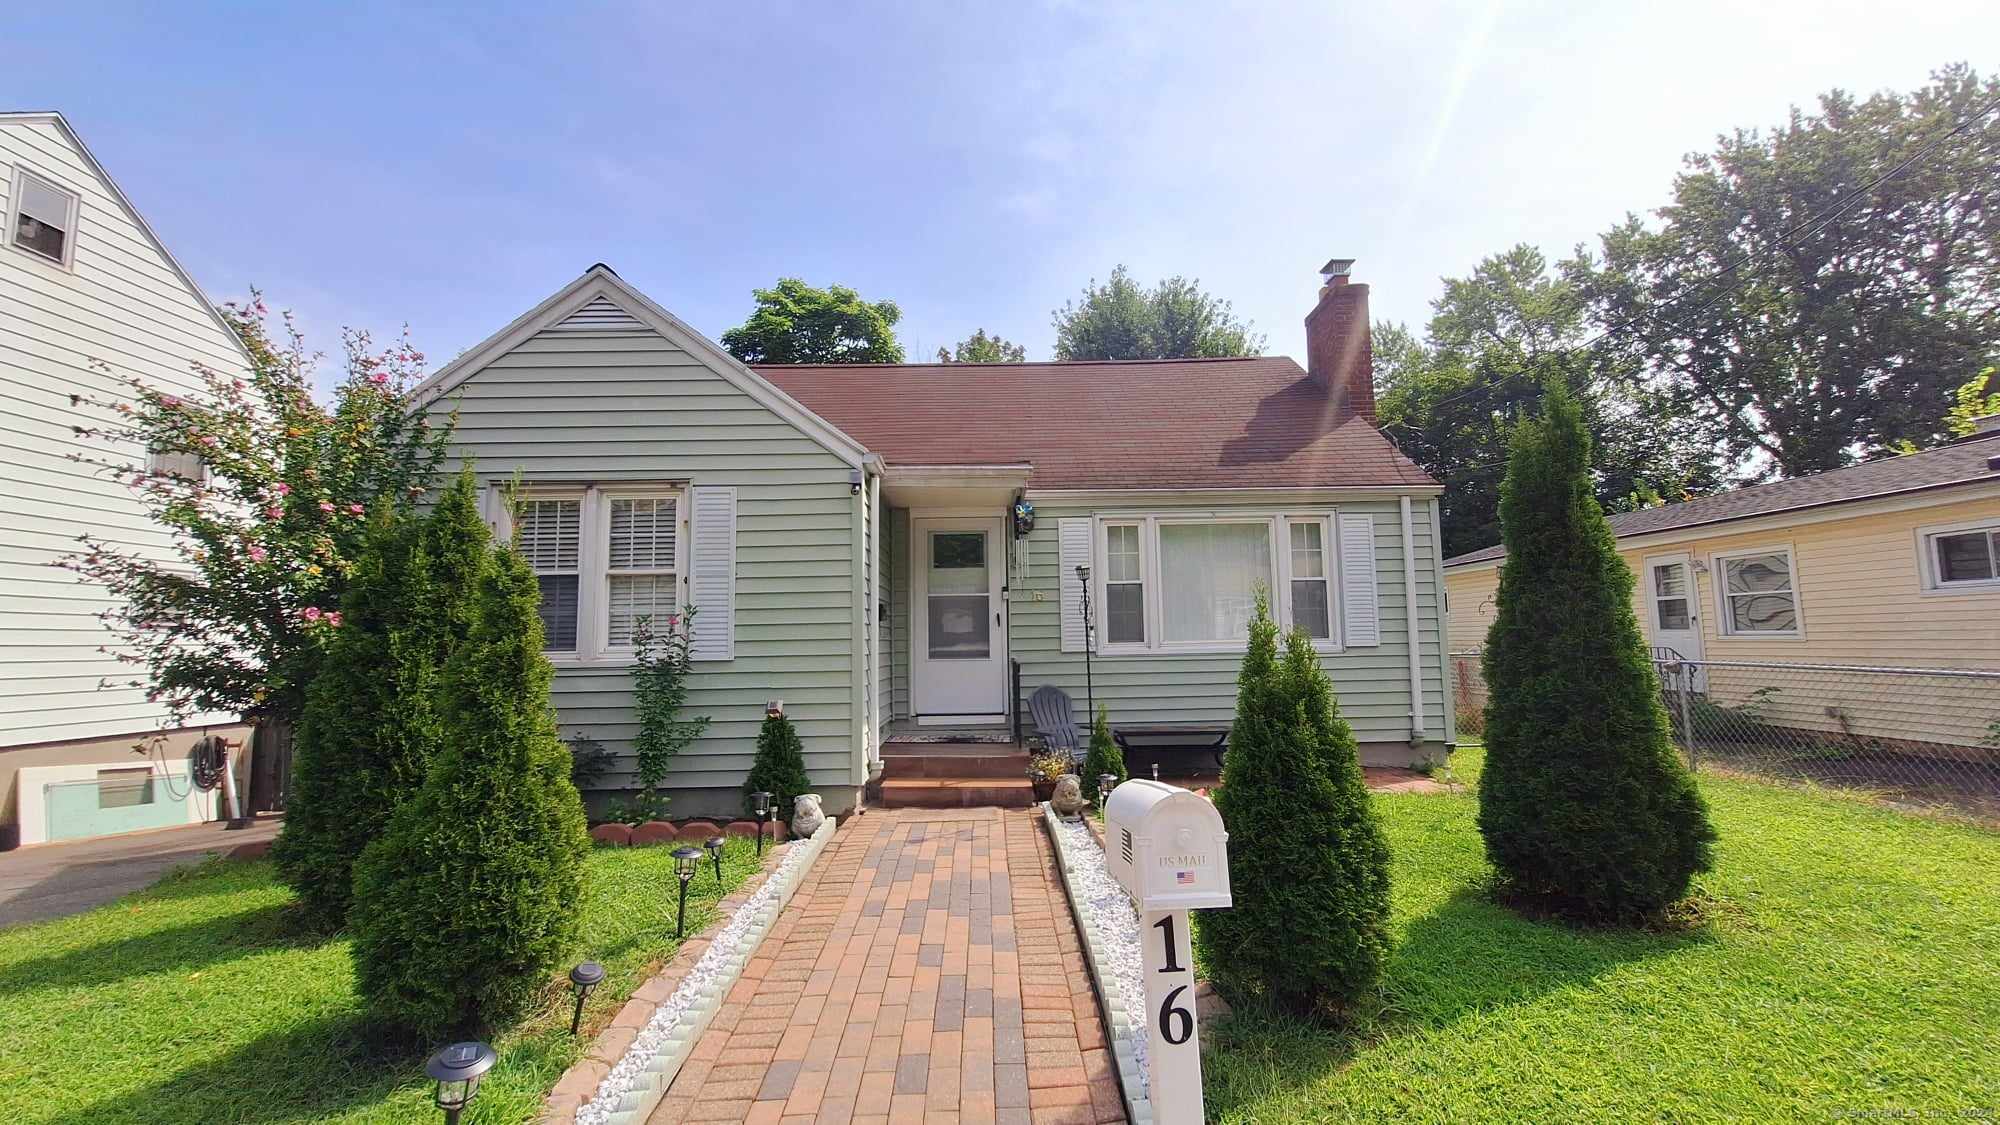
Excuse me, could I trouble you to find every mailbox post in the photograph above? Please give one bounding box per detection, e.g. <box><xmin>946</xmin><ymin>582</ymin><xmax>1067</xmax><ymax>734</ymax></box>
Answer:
<box><xmin>1103</xmin><ymin>779</ymin><xmax>1230</xmax><ymax>1125</ymax></box>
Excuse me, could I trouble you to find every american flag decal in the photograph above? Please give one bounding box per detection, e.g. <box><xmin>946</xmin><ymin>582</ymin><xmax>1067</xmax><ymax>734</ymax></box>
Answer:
<box><xmin>1176</xmin><ymin>870</ymin><xmax>1195</xmax><ymax>885</ymax></box>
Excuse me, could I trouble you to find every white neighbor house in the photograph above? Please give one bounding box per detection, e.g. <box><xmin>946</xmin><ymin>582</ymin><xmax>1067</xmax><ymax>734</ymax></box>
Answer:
<box><xmin>0</xmin><ymin>112</ymin><xmax>253</xmax><ymax>847</ymax></box>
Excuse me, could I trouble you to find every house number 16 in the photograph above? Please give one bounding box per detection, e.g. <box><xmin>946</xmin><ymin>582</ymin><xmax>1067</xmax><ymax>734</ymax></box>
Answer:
<box><xmin>1141</xmin><ymin>908</ymin><xmax>1205</xmax><ymax>1121</ymax></box>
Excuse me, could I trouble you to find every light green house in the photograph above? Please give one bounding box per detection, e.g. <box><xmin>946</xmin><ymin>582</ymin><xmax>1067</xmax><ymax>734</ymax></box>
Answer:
<box><xmin>417</xmin><ymin>262</ymin><xmax>1449</xmax><ymax>818</ymax></box>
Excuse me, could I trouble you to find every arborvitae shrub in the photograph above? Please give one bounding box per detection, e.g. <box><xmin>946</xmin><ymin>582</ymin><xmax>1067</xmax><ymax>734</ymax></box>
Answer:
<box><xmin>1477</xmin><ymin>387</ymin><xmax>1715</xmax><ymax>923</ymax></box>
<box><xmin>1195</xmin><ymin>596</ymin><xmax>1391</xmax><ymax>1017</ymax></box>
<box><xmin>1080</xmin><ymin>705</ymin><xmax>1126</xmax><ymax>801</ymax></box>
<box><xmin>744</xmin><ymin>711</ymin><xmax>812</xmax><ymax>820</ymax></box>
<box><xmin>347</xmin><ymin>539</ymin><xmax>590</xmax><ymax>1038</ymax></box>
<box><xmin>273</xmin><ymin>471</ymin><xmax>487</xmax><ymax>928</ymax></box>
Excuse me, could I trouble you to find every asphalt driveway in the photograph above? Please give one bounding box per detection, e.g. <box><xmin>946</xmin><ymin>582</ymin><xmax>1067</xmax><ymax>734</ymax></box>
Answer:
<box><xmin>0</xmin><ymin>817</ymin><xmax>281</xmax><ymax>928</ymax></box>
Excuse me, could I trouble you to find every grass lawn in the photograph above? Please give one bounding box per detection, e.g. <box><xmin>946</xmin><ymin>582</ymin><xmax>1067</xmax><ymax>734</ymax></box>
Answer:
<box><xmin>1202</xmin><ymin>746</ymin><xmax>2000</xmax><ymax>1122</ymax></box>
<box><xmin>0</xmin><ymin>837</ymin><xmax>767</xmax><ymax>1124</ymax></box>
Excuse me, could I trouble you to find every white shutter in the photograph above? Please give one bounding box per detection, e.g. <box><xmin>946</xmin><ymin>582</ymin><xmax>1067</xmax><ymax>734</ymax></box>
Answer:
<box><xmin>689</xmin><ymin>487</ymin><xmax>737</xmax><ymax>661</ymax></box>
<box><xmin>1059</xmin><ymin>518</ymin><xmax>1091</xmax><ymax>653</ymax></box>
<box><xmin>1339</xmin><ymin>513</ymin><xmax>1380</xmax><ymax>647</ymax></box>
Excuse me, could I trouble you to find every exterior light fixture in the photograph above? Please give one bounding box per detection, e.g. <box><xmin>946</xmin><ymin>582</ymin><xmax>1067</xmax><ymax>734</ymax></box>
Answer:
<box><xmin>425</xmin><ymin>1040</ymin><xmax>498</xmax><ymax>1125</ymax></box>
<box><xmin>1098</xmin><ymin>773</ymin><xmax>1117</xmax><ymax>810</ymax></box>
<box><xmin>1075</xmin><ymin>564</ymin><xmax>1095</xmax><ymax>720</ymax></box>
<box><xmin>849</xmin><ymin>468</ymin><xmax>864</xmax><ymax>495</ymax></box>
<box><xmin>568</xmin><ymin>961</ymin><xmax>605</xmax><ymax>1036</ymax></box>
<box><xmin>1150</xmin><ymin>762</ymin><xmax>1160</xmax><ymax>781</ymax></box>
<box><xmin>705</xmin><ymin>835</ymin><xmax>725</xmax><ymax>887</ymax></box>
<box><xmin>765</xmin><ymin>699</ymin><xmax>785</xmax><ymax>718</ymax></box>
<box><xmin>751</xmin><ymin>790</ymin><xmax>774</xmax><ymax>857</ymax></box>
<box><xmin>672</xmin><ymin>846</ymin><xmax>702</xmax><ymax>937</ymax></box>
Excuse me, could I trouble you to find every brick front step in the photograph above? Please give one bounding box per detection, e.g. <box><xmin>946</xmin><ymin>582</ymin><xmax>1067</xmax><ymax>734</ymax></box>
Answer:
<box><xmin>877</xmin><ymin>776</ymin><xmax>1037</xmax><ymax>808</ymax></box>
<box><xmin>879</xmin><ymin>751</ymin><xmax>1030</xmax><ymax>780</ymax></box>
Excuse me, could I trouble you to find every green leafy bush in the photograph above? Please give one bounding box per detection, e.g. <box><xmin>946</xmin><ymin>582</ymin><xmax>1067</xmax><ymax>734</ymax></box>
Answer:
<box><xmin>744</xmin><ymin>710</ymin><xmax>812</xmax><ymax>820</ymax></box>
<box><xmin>1196</xmin><ymin>594</ymin><xmax>1391</xmax><ymax>1018</ymax></box>
<box><xmin>347</xmin><ymin>539</ymin><xmax>590</xmax><ymax>1037</ymax></box>
<box><xmin>272</xmin><ymin>471</ymin><xmax>486</xmax><ymax>928</ymax></box>
<box><xmin>1477</xmin><ymin>386</ymin><xmax>1715</xmax><ymax>923</ymax></box>
<box><xmin>626</xmin><ymin>607</ymin><xmax>709</xmax><ymax>814</ymax></box>
<box><xmin>1080</xmin><ymin>706</ymin><xmax>1126</xmax><ymax>801</ymax></box>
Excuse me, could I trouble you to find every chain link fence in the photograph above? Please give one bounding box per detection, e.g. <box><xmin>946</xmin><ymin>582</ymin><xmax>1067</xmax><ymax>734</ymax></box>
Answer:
<box><xmin>1449</xmin><ymin>648</ymin><xmax>2000</xmax><ymax>822</ymax></box>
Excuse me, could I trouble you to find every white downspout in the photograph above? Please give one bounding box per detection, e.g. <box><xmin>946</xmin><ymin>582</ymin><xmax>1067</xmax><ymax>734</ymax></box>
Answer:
<box><xmin>1430</xmin><ymin>497</ymin><xmax>1456</xmax><ymax>746</ymax></box>
<box><xmin>868</xmin><ymin>470</ymin><xmax>882</xmax><ymax>770</ymax></box>
<box><xmin>1400</xmin><ymin>496</ymin><xmax>1427</xmax><ymax>745</ymax></box>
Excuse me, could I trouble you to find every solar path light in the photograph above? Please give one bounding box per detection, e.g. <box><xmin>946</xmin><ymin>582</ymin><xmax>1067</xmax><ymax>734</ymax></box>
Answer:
<box><xmin>672</xmin><ymin>845</ymin><xmax>702</xmax><ymax>937</ymax></box>
<box><xmin>568</xmin><ymin>960</ymin><xmax>605</xmax><ymax>1036</ymax></box>
<box><xmin>425</xmin><ymin>1040</ymin><xmax>497</xmax><ymax>1125</ymax></box>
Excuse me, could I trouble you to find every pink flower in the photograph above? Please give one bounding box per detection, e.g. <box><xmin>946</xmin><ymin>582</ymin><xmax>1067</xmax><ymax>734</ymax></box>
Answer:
<box><xmin>161</xmin><ymin>395</ymin><xmax>181</xmax><ymax>408</ymax></box>
<box><xmin>248</xmin><ymin>545</ymin><xmax>268</xmax><ymax>563</ymax></box>
<box><xmin>275</xmin><ymin>482</ymin><xmax>291</xmax><ymax>496</ymax></box>
<box><xmin>368</xmin><ymin>372</ymin><xmax>390</xmax><ymax>386</ymax></box>
<box><xmin>318</xmin><ymin>500</ymin><xmax>335</xmax><ymax>513</ymax></box>
<box><xmin>266</xmin><ymin>506</ymin><xmax>284</xmax><ymax>519</ymax></box>
<box><xmin>326</xmin><ymin>611</ymin><xmax>343</xmax><ymax>627</ymax></box>
<box><xmin>302</xmin><ymin>606</ymin><xmax>322</xmax><ymax>622</ymax></box>
<box><xmin>347</xmin><ymin>503</ymin><xmax>364</xmax><ymax>515</ymax></box>
<box><xmin>198</xmin><ymin>435</ymin><xmax>219</xmax><ymax>447</ymax></box>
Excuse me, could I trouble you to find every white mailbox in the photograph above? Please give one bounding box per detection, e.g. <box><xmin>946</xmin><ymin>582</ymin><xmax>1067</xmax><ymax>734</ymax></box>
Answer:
<box><xmin>1103</xmin><ymin>779</ymin><xmax>1232</xmax><ymax>911</ymax></box>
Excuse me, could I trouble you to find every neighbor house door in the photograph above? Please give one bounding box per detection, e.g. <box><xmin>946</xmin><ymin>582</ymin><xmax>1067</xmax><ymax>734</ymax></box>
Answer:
<box><xmin>1643</xmin><ymin>552</ymin><xmax>1706</xmax><ymax>690</ymax></box>
<box><xmin>911</xmin><ymin>518</ymin><xmax>1007</xmax><ymax>722</ymax></box>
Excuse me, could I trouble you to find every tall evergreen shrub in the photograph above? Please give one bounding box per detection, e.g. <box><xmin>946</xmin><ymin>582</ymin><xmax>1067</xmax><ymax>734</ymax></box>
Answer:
<box><xmin>1477</xmin><ymin>387</ymin><xmax>1715</xmax><ymax>923</ymax></box>
<box><xmin>744</xmin><ymin>710</ymin><xmax>812</xmax><ymax>820</ymax></box>
<box><xmin>348</xmin><ymin>539</ymin><xmax>590</xmax><ymax>1037</ymax></box>
<box><xmin>273</xmin><ymin>471</ymin><xmax>487</xmax><ymax>927</ymax></box>
<box><xmin>1080</xmin><ymin>705</ymin><xmax>1126</xmax><ymax>801</ymax></box>
<box><xmin>1195</xmin><ymin>596</ymin><xmax>1391</xmax><ymax>1017</ymax></box>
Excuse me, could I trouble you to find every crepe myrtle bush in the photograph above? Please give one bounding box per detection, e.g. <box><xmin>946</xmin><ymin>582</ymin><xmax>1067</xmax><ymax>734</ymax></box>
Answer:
<box><xmin>59</xmin><ymin>295</ymin><xmax>451</xmax><ymax>729</ymax></box>
<box><xmin>1477</xmin><ymin>385</ymin><xmax>1715</xmax><ymax>924</ymax></box>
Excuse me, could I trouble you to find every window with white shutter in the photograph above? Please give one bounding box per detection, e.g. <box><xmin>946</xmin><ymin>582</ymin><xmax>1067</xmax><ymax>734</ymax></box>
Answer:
<box><xmin>516</xmin><ymin>497</ymin><xmax>582</xmax><ymax>652</ymax></box>
<box><xmin>605</xmin><ymin>495</ymin><xmax>680</xmax><ymax>647</ymax></box>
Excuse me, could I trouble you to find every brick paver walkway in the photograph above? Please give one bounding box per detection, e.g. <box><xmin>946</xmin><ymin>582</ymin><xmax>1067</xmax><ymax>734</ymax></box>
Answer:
<box><xmin>649</xmin><ymin>807</ymin><xmax>1122</xmax><ymax>1125</ymax></box>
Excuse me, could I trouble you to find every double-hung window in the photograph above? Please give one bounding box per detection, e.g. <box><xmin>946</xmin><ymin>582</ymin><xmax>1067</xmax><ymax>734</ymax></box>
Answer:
<box><xmin>1096</xmin><ymin>513</ymin><xmax>1338</xmax><ymax>652</ymax></box>
<box><xmin>1713</xmin><ymin>547</ymin><xmax>1801</xmax><ymax>636</ymax></box>
<box><xmin>513</xmin><ymin>486</ymin><xmax>687</xmax><ymax>658</ymax></box>
<box><xmin>9</xmin><ymin>167</ymin><xmax>79</xmax><ymax>267</ymax></box>
<box><xmin>1918</xmin><ymin>519</ymin><xmax>2000</xmax><ymax>593</ymax></box>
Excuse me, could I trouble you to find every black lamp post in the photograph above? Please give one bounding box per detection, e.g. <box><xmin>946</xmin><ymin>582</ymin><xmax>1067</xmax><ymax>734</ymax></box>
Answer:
<box><xmin>1097</xmin><ymin>773</ymin><xmax>1117</xmax><ymax>810</ymax></box>
<box><xmin>425</xmin><ymin>1040</ymin><xmax>497</xmax><ymax>1125</ymax></box>
<box><xmin>671</xmin><ymin>845</ymin><xmax>701</xmax><ymax>937</ymax></box>
<box><xmin>568</xmin><ymin>961</ymin><xmax>605</xmax><ymax>1036</ymax></box>
<box><xmin>705</xmin><ymin>835</ymin><xmax>725</xmax><ymax>887</ymax></box>
<box><xmin>1075</xmin><ymin>564</ymin><xmax>1095</xmax><ymax>723</ymax></box>
<box><xmin>751</xmin><ymin>790</ymin><xmax>773</xmax><ymax>857</ymax></box>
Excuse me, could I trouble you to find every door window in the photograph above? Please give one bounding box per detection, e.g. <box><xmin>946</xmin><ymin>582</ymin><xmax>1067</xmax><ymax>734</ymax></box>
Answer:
<box><xmin>1652</xmin><ymin>561</ymin><xmax>1691</xmax><ymax>631</ymax></box>
<box><xmin>927</xmin><ymin>531</ymin><xmax>990</xmax><ymax>660</ymax></box>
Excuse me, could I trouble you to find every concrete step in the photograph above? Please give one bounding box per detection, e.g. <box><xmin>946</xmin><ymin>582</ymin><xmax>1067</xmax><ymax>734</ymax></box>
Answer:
<box><xmin>880</xmin><ymin>752</ymin><xmax>1029</xmax><ymax>780</ymax></box>
<box><xmin>877</xmin><ymin>777</ymin><xmax>1037</xmax><ymax>809</ymax></box>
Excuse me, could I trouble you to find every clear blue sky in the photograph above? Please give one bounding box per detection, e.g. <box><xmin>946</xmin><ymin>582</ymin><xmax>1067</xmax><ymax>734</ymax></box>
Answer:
<box><xmin>10</xmin><ymin>2</ymin><xmax>1995</xmax><ymax>380</ymax></box>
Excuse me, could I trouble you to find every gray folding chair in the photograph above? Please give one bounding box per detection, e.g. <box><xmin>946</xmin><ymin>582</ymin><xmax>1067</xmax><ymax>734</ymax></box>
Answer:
<box><xmin>1028</xmin><ymin>685</ymin><xmax>1082</xmax><ymax>766</ymax></box>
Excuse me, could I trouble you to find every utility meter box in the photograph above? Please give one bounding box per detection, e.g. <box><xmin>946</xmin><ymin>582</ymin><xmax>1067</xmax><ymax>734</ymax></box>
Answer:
<box><xmin>1103</xmin><ymin>779</ymin><xmax>1231</xmax><ymax>911</ymax></box>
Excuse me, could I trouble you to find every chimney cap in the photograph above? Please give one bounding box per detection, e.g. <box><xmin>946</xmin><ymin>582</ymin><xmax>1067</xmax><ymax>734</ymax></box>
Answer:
<box><xmin>1319</xmin><ymin>258</ymin><xmax>1355</xmax><ymax>280</ymax></box>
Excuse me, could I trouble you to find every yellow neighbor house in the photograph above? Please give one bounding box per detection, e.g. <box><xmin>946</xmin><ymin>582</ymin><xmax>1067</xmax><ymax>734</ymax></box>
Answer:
<box><xmin>1444</xmin><ymin>428</ymin><xmax>2000</xmax><ymax>755</ymax></box>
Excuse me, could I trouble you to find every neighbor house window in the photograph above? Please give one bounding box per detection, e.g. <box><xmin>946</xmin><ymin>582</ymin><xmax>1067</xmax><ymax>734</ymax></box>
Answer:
<box><xmin>605</xmin><ymin>494</ymin><xmax>679</xmax><ymax>647</ymax></box>
<box><xmin>1918</xmin><ymin>519</ymin><xmax>2000</xmax><ymax>593</ymax></box>
<box><xmin>1713</xmin><ymin>547</ymin><xmax>1801</xmax><ymax>636</ymax></box>
<box><xmin>10</xmin><ymin>167</ymin><xmax>79</xmax><ymax>266</ymax></box>
<box><xmin>516</xmin><ymin>496</ymin><xmax>582</xmax><ymax>652</ymax></box>
<box><xmin>147</xmin><ymin>448</ymin><xmax>207</xmax><ymax>483</ymax></box>
<box><xmin>1097</xmin><ymin>513</ymin><xmax>1336</xmax><ymax>652</ymax></box>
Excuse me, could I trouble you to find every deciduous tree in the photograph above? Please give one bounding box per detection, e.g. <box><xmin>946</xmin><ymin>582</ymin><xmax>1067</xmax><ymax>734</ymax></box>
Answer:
<box><xmin>938</xmin><ymin>329</ymin><xmax>1027</xmax><ymax>363</ymax></box>
<box><xmin>721</xmin><ymin>278</ymin><xmax>904</xmax><ymax>364</ymax></box>
<box><xmin>1051</xmin><ymin>265</ymin><xmax>1263</xmax><ymax>360</ymax></box>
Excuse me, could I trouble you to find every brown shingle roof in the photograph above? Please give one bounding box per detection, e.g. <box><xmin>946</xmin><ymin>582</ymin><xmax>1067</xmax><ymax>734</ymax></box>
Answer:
<box><xmin>757</xmin><ymin>357</ymin><xmax>1436</xmax><ymax>491</ymax></box>
<box><xmin>1444</xmin><ymin>433</ymin><xmax>2000</xmax><ymax>567</ymax></box>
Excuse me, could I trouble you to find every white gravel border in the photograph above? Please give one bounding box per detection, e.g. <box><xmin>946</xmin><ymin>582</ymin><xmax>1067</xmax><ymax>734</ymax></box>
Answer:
<box><xmin>1041</xmin><ymin>803</ymin><xmax>1155</xmax><ymax>1125</ymax></box>
<box><xmin>577</xmin><ymin>816</ymin><xmax>838</xmax><ymax>1125</ymax></box>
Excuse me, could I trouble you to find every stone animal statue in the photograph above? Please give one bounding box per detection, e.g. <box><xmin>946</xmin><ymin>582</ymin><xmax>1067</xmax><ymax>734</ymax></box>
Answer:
<box><xmin>1050</xmin><ymin>774</ymin><xmax>1087</xmax><ymax>818</ymax></box>
<box><xmin>791</xmin><ymin>793</ymin><xmax>826</xmax><ymax>838</ymax></box>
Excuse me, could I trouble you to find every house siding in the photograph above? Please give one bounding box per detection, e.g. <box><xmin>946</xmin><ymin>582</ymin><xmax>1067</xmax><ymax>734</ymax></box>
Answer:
<box><xmin>0</xmin><ymin>117</ymin><xmax>246</xmax><ymax>756</ymax></box>
<box><xmin>886</xmin><ymin>496</ymin><xmax>1448</xmax><ymax>755</ymax></box>
<box><xmin>431</xmin><ymin>325</ymin><xmax>863</xmax><ymax>810</ymax></box>
<box><xmin>1443</xmin><ymin>489</ymin><xmax>2000</xmax><ymax>749</ymax></box>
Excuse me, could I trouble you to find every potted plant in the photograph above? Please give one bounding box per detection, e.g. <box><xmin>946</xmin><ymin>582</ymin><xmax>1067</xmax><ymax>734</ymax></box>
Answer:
<box><xmin>1026</xmin><ymin>751</ymin><xmax>1070</xmax><ymax>803</ymax></box>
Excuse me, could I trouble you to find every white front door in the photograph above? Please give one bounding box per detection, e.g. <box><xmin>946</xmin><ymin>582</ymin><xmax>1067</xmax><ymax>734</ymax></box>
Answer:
<box><xmin>1643</xmin><ymin>553</ymin><xmax>1706</xmax><ymax>689</ymax></box>
<box><xmin>911</xmin><ymin>518</ymin><xmax>1007</xmax><ymax>721</ymax></box>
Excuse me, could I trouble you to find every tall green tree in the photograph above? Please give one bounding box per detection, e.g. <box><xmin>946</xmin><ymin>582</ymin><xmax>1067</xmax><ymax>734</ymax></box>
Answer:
<box><xmin>1051</xmin><ymin>265</ymin><xmax>1264</xmax><ymax>360</ymax></box>
<box><xmin>721</xmin><ymin>278</ymin><xmax>904</xmax><ymax>364</ymax></box>
<box><xmin>1570</xmin><ymin>65</ymin><xmax>2000</xmax><ymax>477</ymax></box>
<box><xmin>937</xmin><ymin>328</ymin><xmax>1027</xmax><ymax>363</ymax></box>
<box><xmin>1477</xmin><ymin>386</ymin><xmax>1715</xmax><ymax>923</ymax></box>
<box><xmin>1196</xmin><ymin>595</ymin><xmax>1390</xmax><ymax>1017</ymax></box>
<box><xmin>272</xmin><ymin>471</ymin><xmax>487</xmax><ymax>928</ymax></box>
<box><xmin>348</xmin><ymin>536</ymin><xmax>590</xmax><ymax>1037</ymax></box>
<box><xmin>1376</xmin><ymin>247</ymin><xmax>1717</xmax><ymax>556</ymax></box>
<box><xmin>63</xmin><ymin>303</ymin><xmax>451</xmax><ymax>727</ymax></box>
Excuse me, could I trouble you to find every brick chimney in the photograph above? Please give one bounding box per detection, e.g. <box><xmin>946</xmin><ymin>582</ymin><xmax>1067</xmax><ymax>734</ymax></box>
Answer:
<box><xmin>1304</xmin><ymin>257</ymin><xmax>1373</xmax><ymax>421</ymax></box>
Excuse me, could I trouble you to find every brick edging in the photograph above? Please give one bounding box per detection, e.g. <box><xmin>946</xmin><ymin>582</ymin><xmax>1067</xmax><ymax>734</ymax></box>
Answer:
<box><xmin>1040</xmin><ymin>802</ymin><xmax>1155</xmax><ymax>1125</ymax></box>
<box><xmin>542</xmin><ymin>817</ymin><xmax>840</xmax><ymax>1124</ymax></box>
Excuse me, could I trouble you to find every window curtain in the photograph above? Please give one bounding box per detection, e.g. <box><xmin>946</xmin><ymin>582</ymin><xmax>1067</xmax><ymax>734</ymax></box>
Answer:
<box><xmin>1160</xmin><ymin>523</ymin><xmax>1270</xmax><ymax>643</ymax></box>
